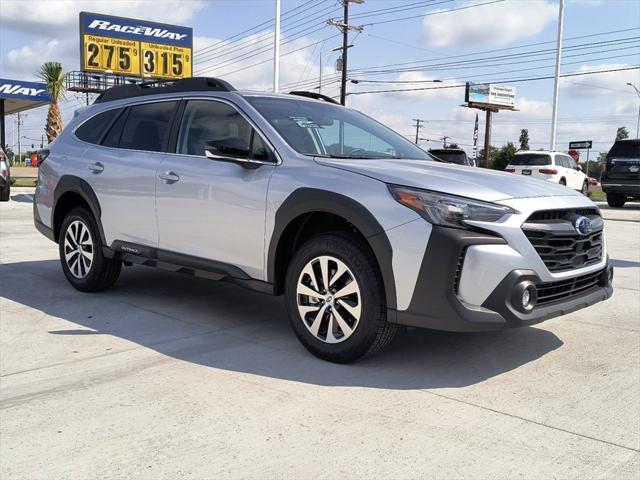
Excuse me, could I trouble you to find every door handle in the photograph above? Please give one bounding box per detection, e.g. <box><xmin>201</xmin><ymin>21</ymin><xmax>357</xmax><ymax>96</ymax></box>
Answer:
<box><xmin>159</xmin><ymin>171</ymin><xmax>180</xmax><ymax>183</ymax></box>
<box><xmin>87</xmin><ymin>162</ymin><xmax>104</xmax><ymax>173</ymax></box>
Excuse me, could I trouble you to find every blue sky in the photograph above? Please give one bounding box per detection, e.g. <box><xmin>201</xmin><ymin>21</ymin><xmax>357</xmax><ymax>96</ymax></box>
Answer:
<box><xmin>1</xmin><ymin>0</ymin><xmax>639</xmax><ymax>157</ymax></box>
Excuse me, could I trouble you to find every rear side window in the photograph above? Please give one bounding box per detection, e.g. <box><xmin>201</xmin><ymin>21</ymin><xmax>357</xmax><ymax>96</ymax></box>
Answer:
<box><xmin>510</xmin><ymin>154</ymin><xmax>551</xmax><ymax>166</ymax></box>
<box><xmin>101</xmin><ymin>109</ymin><xmax>128</xmax><ymax>148</ymax></box>
<box><xmin>118</xmin><ymin>101</ymin><xmax>177</xmax><ymax>152</ymax></box>
<box><xmin>75</xmin><ymin>109</ymin><xmax>120</xmax><ymax>144</ymax></box>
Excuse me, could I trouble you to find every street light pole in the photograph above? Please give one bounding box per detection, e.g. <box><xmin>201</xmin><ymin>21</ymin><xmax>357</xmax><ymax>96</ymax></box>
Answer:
<box><xmin>273</xmin><ymin>0</ymin><xmax>281</xmax><ymax>93</ymax></box>
<box><xmin>627</xmin><ymin>82</ymin><xmax>640</xmax><ymax>138</ymax></box>
<box><xmin>550</xmin><ymin>0</ymin><xmax>565</xmax><ymax>151</ymax></box>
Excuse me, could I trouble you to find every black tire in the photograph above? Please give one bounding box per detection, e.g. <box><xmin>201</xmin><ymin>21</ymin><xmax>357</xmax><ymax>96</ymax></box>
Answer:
<box><xmin>559</xmin><ymin>178</ymin><xmax>567</xmax><ymax>186</ymax></box>
<box><xmin>581</xmin><ymin>180</ymin><xmax>589</xmax><ymax>195</ymax></box>
<box><xmin>0</xmin><ymin>184</ymin><xmax>9</xmax><ymax>202</ymax></box>
<box><xmin>284</xmin><ymin>232</ymin><xmax>396</xmax><ymax>363</ymax></box>
<box><xmin>607</xmin><ymin>193</ymin><xmax>626</xmax><ymax>208</ymax></box>
<box><xmin>59</xmin><ymin>207</ymin><xmax>121</xmax><ymax>292</ymax></box>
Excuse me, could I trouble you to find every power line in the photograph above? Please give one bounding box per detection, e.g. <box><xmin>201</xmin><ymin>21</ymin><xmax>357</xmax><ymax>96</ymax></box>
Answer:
<box><xmin>194</xmin><ymin>0</ymin><xmax>322</xmax><ymax>57</ymax></box>
<box><xmin>347</xmin><ymin>66</ymin><xmax>640</xmax><ymax>95</ymax></box>
<box><xmin>195</xmin><ymin>3</ymin><xmax>338</xmax><ymax>65</ymax></box>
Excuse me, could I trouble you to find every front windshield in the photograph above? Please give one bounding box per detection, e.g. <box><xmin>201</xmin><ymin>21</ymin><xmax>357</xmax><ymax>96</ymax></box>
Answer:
<box><xmin>245</xmin><ymin>96</ymin><xmax>432</xmax><ymax>160</ymax></box>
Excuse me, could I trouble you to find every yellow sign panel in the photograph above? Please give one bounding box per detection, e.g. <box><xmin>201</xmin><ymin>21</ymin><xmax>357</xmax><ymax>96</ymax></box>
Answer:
<box><xmin>83</xmin><ymin>35</ymin><xmax>140</xmax><ymax>76</ymax></box>
<box><xmin>140</xmin><ymin>42</ymin><xmax>192</xmax><ymax>80</ymax></box>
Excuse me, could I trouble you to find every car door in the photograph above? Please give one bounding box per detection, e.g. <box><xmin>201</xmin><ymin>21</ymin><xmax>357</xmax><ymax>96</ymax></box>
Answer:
<box><xmin>155</xmin><ymin>98</ymin><xmax>278</xmax><ymax>279</ymax></box>
<box><xmin>562</xmin><ymin>154</ymin><xmax>581</xmax><ymax>189</ymax></box>
<box><xmin>82</xmin><ymin>100</ymin><xmax>178</xmax><ymax>247</ymax></box>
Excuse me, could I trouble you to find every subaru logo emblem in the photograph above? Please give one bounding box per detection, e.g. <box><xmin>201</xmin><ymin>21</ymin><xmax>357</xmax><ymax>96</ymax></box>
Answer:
<box><xmin>574</xmin><ymin>216</ymin><xmax>592</xmax><ymax>235</ymax></box>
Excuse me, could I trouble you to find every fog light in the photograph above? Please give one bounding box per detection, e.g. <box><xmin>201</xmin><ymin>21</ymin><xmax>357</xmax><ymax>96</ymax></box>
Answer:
<box><xmin>522</xmin><ymin>287</ymin><xmax>534</xmax><ymax>311</ymax></box>
<box><xmin>510</xmin><ymin>280</ymin><xmax>537</xmax><ymax>313</ymax></box>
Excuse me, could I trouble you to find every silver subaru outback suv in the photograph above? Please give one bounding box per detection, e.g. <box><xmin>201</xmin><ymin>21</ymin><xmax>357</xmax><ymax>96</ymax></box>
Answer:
<box><xmin>34</xmin><ymin>78</ymin><xmax>613</xmax><ymax>363</ymax></box>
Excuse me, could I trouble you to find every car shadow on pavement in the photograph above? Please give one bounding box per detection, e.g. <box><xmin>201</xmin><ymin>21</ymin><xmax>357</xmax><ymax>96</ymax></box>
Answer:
<box><xmin>9</xmin><ymin>194</ymin><xmax>34</xmax><ymax>203</ymax></box>
<box><xmin>611</xmin><ymin>258</ymin><xmax>640</xmax><ymax>268</ymax></box>
<box><xmin>1</xmin><ymin>260</ymin><xmax>564</xmax><ymax>390</ymax></box>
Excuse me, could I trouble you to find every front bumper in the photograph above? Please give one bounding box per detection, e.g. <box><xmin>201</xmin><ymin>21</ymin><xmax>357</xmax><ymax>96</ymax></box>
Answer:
<box><xmin>394</xmin><ymin>226</ymin><xmax>613</xmax><ymax>332</ymax></box>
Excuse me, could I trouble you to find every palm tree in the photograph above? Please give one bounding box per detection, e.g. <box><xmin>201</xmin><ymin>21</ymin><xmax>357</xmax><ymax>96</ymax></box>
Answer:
<box><xmin>38</xmin><ymin>62</ymin><xmax>67</xmax><ymax>143</ymax></box>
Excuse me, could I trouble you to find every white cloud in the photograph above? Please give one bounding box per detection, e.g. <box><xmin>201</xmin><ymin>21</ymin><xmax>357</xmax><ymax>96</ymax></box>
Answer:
<box><xmin>193</xmin><ymin>31</ymin><xmax>336</xmax><ymax>94</ymax></box>
<box><xmin>560</xmin><ymin>63</ymin><xmax>640</xmax><ymax>99</ymax></box>
<box><xmin>0</xmin><ymin>0</ymin><xmax>205</xmax><ymax>33</ymax></box>
<box><xmin>513</xmin><ymin>97</ymin><xmax>552</xmax><ymax>117</ymax></box>
<box><xmin>422</xmin><ymin>0</ymin><xmax>557</xmax><ymax>47</ymax></box>
<box><xmin>4</xmin><ymin>39</ymin><xmax>77</xmax><ymax>80</ymax></box>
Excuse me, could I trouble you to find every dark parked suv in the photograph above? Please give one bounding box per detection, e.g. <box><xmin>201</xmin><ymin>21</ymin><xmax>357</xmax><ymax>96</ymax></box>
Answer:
<box><xmin>602</xmin><ymin>139</ymin><xmax>640</xmax><ymax>208</ymax></box>
<box><xmin>428</xmin><ymin>148</ymin><xmax>472</xmax><ymax>166</ymax></box>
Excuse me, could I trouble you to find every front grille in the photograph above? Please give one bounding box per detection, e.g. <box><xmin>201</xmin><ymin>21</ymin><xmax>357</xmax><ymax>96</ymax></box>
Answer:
<box><xmin>536</xmin><ymin>268</ymin><xmax>604</xmax><ymax>305</ymax></box>
<box><xmin>522</xmin><ymin>208</ymin><xmax>603</xmax><ymax>272</ymax></box>
<box><xmin>527</xmin><ymin>208</ymin><xmax>598</xmax><ymax>221</ymax></box>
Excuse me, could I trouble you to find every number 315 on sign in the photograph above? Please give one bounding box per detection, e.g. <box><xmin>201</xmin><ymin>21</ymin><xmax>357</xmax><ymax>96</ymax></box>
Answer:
<box><xmin>141</xmin><ymin>42</ymin><xmax>192</xmax><ymax>79</ymax></box>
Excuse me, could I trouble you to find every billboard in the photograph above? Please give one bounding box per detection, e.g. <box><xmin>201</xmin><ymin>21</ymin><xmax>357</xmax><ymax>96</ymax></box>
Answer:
<box><xmin>79</xmin><ymin>12</ymin><xmax>193</xmax><ymax>80</ymax></box>
<box><xmin>465</xmin><ymin>83</ymin><xmax>516</xmax><ymax>109</ymax></box>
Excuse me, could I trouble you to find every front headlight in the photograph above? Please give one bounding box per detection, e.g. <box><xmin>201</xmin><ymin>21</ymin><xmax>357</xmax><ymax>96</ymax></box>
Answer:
<box><xmin>388</xmin><ymin>185</ymin><xmax>516</xmax><ymax>229</ymax></box>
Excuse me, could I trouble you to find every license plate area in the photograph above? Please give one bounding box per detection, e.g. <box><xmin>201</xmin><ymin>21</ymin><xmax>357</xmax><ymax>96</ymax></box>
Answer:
<box><xmin>522</xmin><ymin>170</ymin><xmax>532</xmax><ymax>175</ymax></box>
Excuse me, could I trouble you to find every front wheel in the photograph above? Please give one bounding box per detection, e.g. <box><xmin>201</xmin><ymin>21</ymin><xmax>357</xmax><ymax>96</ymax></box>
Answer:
<box><xmin>607</xmin><ymin>193</ymin><xmax>626</xmax><ymax>208</ymax></box>
<box><xmin>59</xmin><ymin>207</ymin><xmax>121</xmax><ymax>292</ymax></box>
<box><xmin>284</xmin><ymin>233</ymin><xmax>396</xmax><ymax>363</ymax></box>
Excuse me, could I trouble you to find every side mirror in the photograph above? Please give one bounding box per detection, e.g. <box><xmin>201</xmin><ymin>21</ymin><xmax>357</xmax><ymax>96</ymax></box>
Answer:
<box><xmin>204</xmin><ymin>140</ymin><xmax>260</xmax><ymax>169</ymax></box>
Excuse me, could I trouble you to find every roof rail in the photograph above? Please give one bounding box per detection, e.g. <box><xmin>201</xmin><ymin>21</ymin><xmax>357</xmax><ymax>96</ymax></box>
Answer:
<box><xmin>288</xmin><ymin>91</ymin><xmax>340</xmax><ymax>105</ymax></box>
<box><xmin>94</xmin><ymin>77</ymin><xmax>236</xmax><ymax>104</ymax></box>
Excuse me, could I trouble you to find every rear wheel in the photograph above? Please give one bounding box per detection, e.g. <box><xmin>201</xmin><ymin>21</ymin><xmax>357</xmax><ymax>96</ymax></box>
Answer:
<box><xmin>284</xmin><ymin>233</ymin><xmax>396</xmax><ymax>363</ymax></box>
<box><xmin>559</xmin><ymin>178</ymin><xmax>567</xmax><ymax>186</ymax></box>
<box><xmin>581</xmin><ymin>180</ymin><xmax>589</xmax><ymax>195</ymax></box>
<box><xmin>607</xmin><ymin>193</ymin><xmax>626</xmax><ymax>208</ymax></box>
<box><xmin>59</xmin><ymin>208</ymin><xmax>121</xmax><ymax>292</ymax></box>
<box><xmin>0</xmin><ymin>184</ymin><xmax>9</xmax><ymax>202</ymax></box>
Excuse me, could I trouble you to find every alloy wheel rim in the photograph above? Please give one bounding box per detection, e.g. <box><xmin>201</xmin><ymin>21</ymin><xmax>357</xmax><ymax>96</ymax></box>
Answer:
<box><xmin>296</xmin><ymin>255</ymin><xmax>361</xmax><ymax>344</ymax></box>
<box><xmin>63</xmin><ymin>220</ymin><xmax>94</xmax><ymax>279</ymax></box>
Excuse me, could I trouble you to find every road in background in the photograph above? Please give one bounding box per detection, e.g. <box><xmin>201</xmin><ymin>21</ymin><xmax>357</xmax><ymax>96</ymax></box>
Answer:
<box><xmin>1</xmin><ymin>188</ymin><xmax>639</xmax><ymax>479</ymax></box>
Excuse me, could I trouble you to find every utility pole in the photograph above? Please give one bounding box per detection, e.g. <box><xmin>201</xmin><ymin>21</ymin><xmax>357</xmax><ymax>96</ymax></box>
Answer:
<box><xmin>412</xmin><ymin>119</ymin><xmax>424</xmax><ymax>144</ymax></box>
<box><xmin>273</xmin><ymin>0</ymin><xmax>281</xmax><ymax>92</ymax></box>
<box><xmin>328</xmin><ymin>0</ymin><xmax>363</xmax><ymax>105</ymax></box>
<box><xmin>627</xmin><ymin>82</ymin><xmax>640</xmax><ymax>138</ymax></box>
<box><xmin>17</xmin><ymin>113</ymin><xmax>23</xmax><ymax>165</ymax></box>
<box><xmin>483</xmin><ymin>110</ymin><xmax>492</xmax><ymax>168</ymax></box>
<box><xmin>319</xmin><ymin>51</ymin><xmax>323</xmax><ymax>95</ymax></box>
<box><xmin>550</xmin><ymin>0</ymin><xmax>565</xmax><ymax>151</ymax></box>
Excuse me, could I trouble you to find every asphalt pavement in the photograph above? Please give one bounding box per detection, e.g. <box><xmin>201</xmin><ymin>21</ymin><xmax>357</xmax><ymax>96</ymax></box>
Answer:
<box><xmin>1</xmin><ymin>188</ymin><xmax>639</xmax><ymax>479</ymax></box>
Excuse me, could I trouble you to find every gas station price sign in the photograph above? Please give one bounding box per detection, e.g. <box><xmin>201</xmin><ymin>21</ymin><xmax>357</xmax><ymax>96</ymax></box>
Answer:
<box><xmin>80</xmin><ymin>12</ymin><xmax>193</xmax><ymax>80</ymax></box>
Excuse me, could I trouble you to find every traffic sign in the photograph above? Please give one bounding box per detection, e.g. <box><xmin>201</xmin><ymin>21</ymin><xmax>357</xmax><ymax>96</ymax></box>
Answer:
<box><xmin>569</xmin><ymin>140</ymin><xmax>592</xmax><ymax>149</ymax></box>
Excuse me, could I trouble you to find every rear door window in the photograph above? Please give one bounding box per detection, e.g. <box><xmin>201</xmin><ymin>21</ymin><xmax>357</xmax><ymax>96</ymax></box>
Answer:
<box><xmin>75</xmin><ymin>108</ymin><xmax>120</xmax><ymax>144</ymax></box>
<box><xmin>118</xmin><ymin>101</ymin><xmax>178</xmax><ymax>152</ymax></box>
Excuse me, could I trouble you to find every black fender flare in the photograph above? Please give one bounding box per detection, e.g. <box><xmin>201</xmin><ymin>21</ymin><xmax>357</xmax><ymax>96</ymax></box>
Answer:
<box><xmin>267</xmin><ymin>188</ymin><xmax>397</xmax><ymax>312</ymax></box>
<box><xmin>53</xmin><ymin>175</ymin><xmax>106</xmax><ymax>244</ymax></box>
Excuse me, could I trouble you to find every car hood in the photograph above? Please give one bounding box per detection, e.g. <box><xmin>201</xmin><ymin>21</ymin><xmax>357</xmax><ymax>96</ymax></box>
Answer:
<box><xmin>314</xmin><ymin>158</ymin><xmax>581</xmax><ymax>202</ymax></box>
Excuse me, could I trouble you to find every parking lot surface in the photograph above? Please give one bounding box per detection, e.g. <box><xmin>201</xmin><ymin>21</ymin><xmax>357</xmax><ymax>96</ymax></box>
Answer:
<box><xmin>1</xmin><ymin>188</ymin><xmax>639</xmax><ymax>479</ymax></box>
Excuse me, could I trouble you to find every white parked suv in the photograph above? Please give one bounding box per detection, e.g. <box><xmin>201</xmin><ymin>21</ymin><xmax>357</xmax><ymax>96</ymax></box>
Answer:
<box><xmin>33</xmin><ymin>78</ymin><xmax>613</xmax><ymax>363</ymax></box>
<box><xmin>505</xmin><ymin>151</ymin><xmax>589</xmax><ymax>194</ymax></box>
